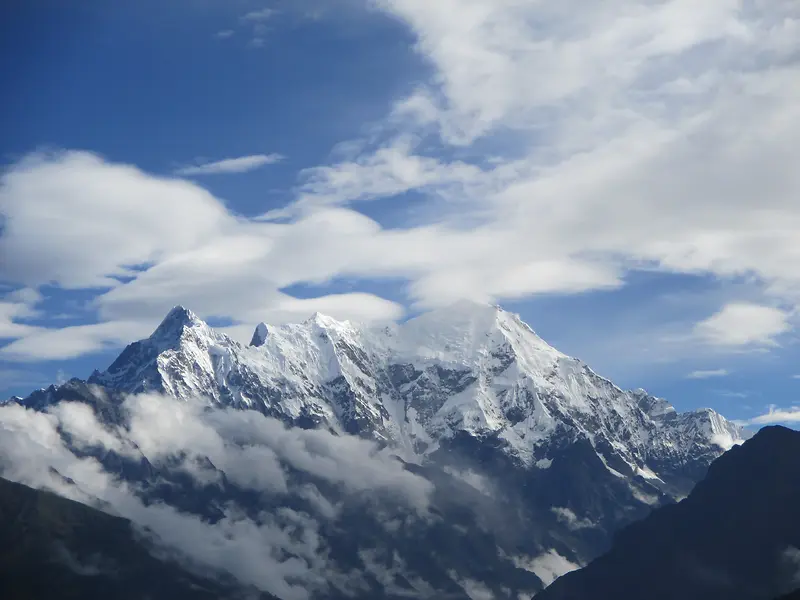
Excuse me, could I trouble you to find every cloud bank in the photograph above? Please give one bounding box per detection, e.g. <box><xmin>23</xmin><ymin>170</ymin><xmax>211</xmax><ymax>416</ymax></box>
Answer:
<box><xmin>0</xmin><ymin>393</ymin><xmax>435</xmax><ymax>599</ymax></box>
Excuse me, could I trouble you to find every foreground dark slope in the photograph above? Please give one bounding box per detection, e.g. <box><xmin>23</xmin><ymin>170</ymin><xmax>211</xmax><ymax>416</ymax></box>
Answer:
<box><xmin>535</xmin><ymin>425</ymin><xmax>800</xmax><ymax>600</ymax></box>
<box><xmin>0</xmin><ymin>476</ymin><xmax>271</xmax><ymax>600</ymax></box>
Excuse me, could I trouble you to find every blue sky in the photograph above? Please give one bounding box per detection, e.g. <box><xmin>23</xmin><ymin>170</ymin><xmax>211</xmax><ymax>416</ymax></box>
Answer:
<box><xmin>1</xmin><ymin>0</ymin><xmax>799</xmax><ymax>427</ymax></box>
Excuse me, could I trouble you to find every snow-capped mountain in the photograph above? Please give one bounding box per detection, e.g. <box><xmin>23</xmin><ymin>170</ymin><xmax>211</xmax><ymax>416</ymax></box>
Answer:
<box><xmin>6</xmin><ymin>301</ymin><xmax>748</xmax><ymax>598</ymax></box>
<box><xmin>84</xmin><ymin>300</ymin><xmax>742</xmax><ymax>497</ymax></box>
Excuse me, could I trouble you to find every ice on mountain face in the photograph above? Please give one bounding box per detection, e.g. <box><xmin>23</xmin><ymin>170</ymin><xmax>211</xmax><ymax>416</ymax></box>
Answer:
<box><xmin>81</xmin><ymin>300</ymin><xmax>743</xmax><ymax>497</ymax></box>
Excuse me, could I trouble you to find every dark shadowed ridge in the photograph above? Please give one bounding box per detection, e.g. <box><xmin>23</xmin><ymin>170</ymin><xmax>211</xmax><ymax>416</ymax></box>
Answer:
<box><xmin>0</xmin><ymin>476</ymin><xmax>275</xmax><ymax>600</ymax></box>
<box><xmin>534</xmin><ymin>425</ymin><xmax>800</xmax><ymax>600</ymax></box>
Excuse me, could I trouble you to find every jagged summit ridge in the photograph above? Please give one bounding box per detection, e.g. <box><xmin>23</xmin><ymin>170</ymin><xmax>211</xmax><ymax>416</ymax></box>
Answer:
<box><xmin>79</xmin><ymin>300</ymin><xmax>741</xmax><ymax>496</ymax></box>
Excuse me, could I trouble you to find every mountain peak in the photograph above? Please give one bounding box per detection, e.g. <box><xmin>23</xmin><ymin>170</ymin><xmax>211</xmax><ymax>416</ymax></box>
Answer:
<box><xmin>250</xmin><ymin>322</ymin><xmax>269</xmax><ymax>347</ymax></box>
<box><xmin>304</xmin><ymin>311</ymin><xmax>350</xmax><ymax>330</ymax></box>
<box><xmin>156</xmin><ymin>305</ymin><xmax>198</xmax><ymax>326</ymax></box>
<box><xmin>151</xmin><ymin>306</ymin><xmax>204</xmax><ymax>340</ymax></box>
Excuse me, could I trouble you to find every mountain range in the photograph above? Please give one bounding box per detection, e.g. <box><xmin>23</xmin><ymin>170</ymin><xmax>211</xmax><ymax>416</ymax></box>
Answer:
<box><xmin>2</xmin><ymin>301</ymin><xmax>750</xmax><ymax>598</ymax></box>
<box><xmin>84</xmin><ymin>302</ymin><xmax>741</xmax><ymax>493</ymax></box>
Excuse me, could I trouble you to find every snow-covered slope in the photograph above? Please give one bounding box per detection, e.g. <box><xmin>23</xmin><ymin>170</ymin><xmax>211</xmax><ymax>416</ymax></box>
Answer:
<box><xmin>85</xmin><ymin>301</ymin><xmax>743</xmax><ymax>495</ymax></box>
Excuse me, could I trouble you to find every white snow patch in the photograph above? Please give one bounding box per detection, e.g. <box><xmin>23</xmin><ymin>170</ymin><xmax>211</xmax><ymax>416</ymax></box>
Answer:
<box><xmin>635</xmin><ymin>465</ymin><xmax>664</xmax><ymax>482</ymax></box>
<box><xmin>535</xmin><ymin>458</ymin><xmax>553</xmax><ymax>469</ymax></box>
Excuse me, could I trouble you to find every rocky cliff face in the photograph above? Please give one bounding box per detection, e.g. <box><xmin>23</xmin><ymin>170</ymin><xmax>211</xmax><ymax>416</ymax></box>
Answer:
<box><xmin>534</xmin><ymin>425</ymin><xmax>800</xmax><ymax>600</ymax></box>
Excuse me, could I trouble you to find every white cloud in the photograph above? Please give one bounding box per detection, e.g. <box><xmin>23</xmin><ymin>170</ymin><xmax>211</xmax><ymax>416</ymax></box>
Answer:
<box><xmin>687</xmin><ymin>368</ymin><xmax>730</xmax><ymax>379</ymax></box>
<box><xmin>0</xmin><ymin>152</ymin><xmax>406</xmax><ymax>360</ymax></box>
<box><xmin>693</xmin><ymin>303</ymin><xmax>792</xmax><ymax>348</ymax></box>
<box><xmin>454</xmin><ymin>576</ymin><xmax>495</xmax><ymax>600</ymax></box>
<box><xmin>201</xmin><ymin>402</ymin><xmax>433</xmax><ymax>510</ymax></box>
<box><xmin>175</xmin><ymin>154</ymin><xmax>283</xmax><ymax>176</ymax></box>
<box><xmin>551</xmin><ymin>507</ymin><xmax>595</xmax><ymax>531</ymax></box>
<box><xmin>242</xmin><ymin>8</ymin><xmax>275</xmax><ymax>22</ymax></box>
<box><xmin>285</xmin><ymin>137</ymin><xmax>484</xmax><ymax>214</ymax></box>
<box><xmin>747</xmin><ymin>405</ymin><xmax>800</xmax><ymax>425</ymax></box>
<box><xmin>373</xmin><ymin>0</ymin><xmax>778</xmax><ymax>143</ymax></box>
<box><xmin>709</xmin><ymin>431</ymin><xmax>741</xmax><ymax>451</ymax></box>
<box><xmin>48</xmin><ymin>401</ymin><xmax>129</xmax><ymax>454</ymax></box>
<box><xmin>214</xmin><ymin>29</ymin><xmax>234</xmax><ymax>39</ymax></box>
<box><xmin>239</xmin><ymin>8</ymin><xmax>275</xmax><ymax>47</ymax></box>
<box><xmin>443</xmin><ymin>466</ymin><xmax>493</xmax><ymax>497</ymax></box>
<box><xmin>714</xmin><ymin>390</ymin><xmax>749</xmax><ymax>399</ymax></box>
<box><xmin>0</xmin><ymin>393</ymin><xmax>436</xmax><ymax>598</ymax></box>
<box><xmin>5</xmin><ymin>287</ymin><xmax>42</xmax><ymax>305</ymax></box>
<box><xmin>2</xmin><ymin>1</ymin><xmax>800</xmax><ymax>362</ymax></box>
<box><xmin>0</xmin><ymin>319</ymin><xmax>155</xmax><ymax>361</ymax></box>
<box><xmin>0</xmin><ymin>151</ymin><xmax>232</xmax><ymax>289</ymax></box>
<box><xmin>513</xmin><ymin>550</ymin><xmax>579</xmax><ymax>587</ymax></box>
<box><xmin>0</xmin><ymin>299</ymin><xmax>40</xmax><ymax>340</ymax></box>
<box><xmin>357</xmin><ymin>0</ymin><xmax>800</xmax><ymax>310</ymax></box>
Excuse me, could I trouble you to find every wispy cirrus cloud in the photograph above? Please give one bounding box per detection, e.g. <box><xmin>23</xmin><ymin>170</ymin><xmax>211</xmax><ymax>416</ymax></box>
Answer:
<box><xmin>687</xmin><ymin>369</ymin><xmax>730</xmax><ymax>380</ymax></box>
<box><xmin>175</xmin><ymin>153</ymin><xmax>284</xmax><ymax>176</ymax></box>
<box><xmin>241</xmin><ymin>8</ymin><xmax>275</xmax><ymax>22</ymax></box>
<box><xmin>241</xmin><ymin>7</ymin><xmax>275</xmax><ymax>47</ymax></box>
